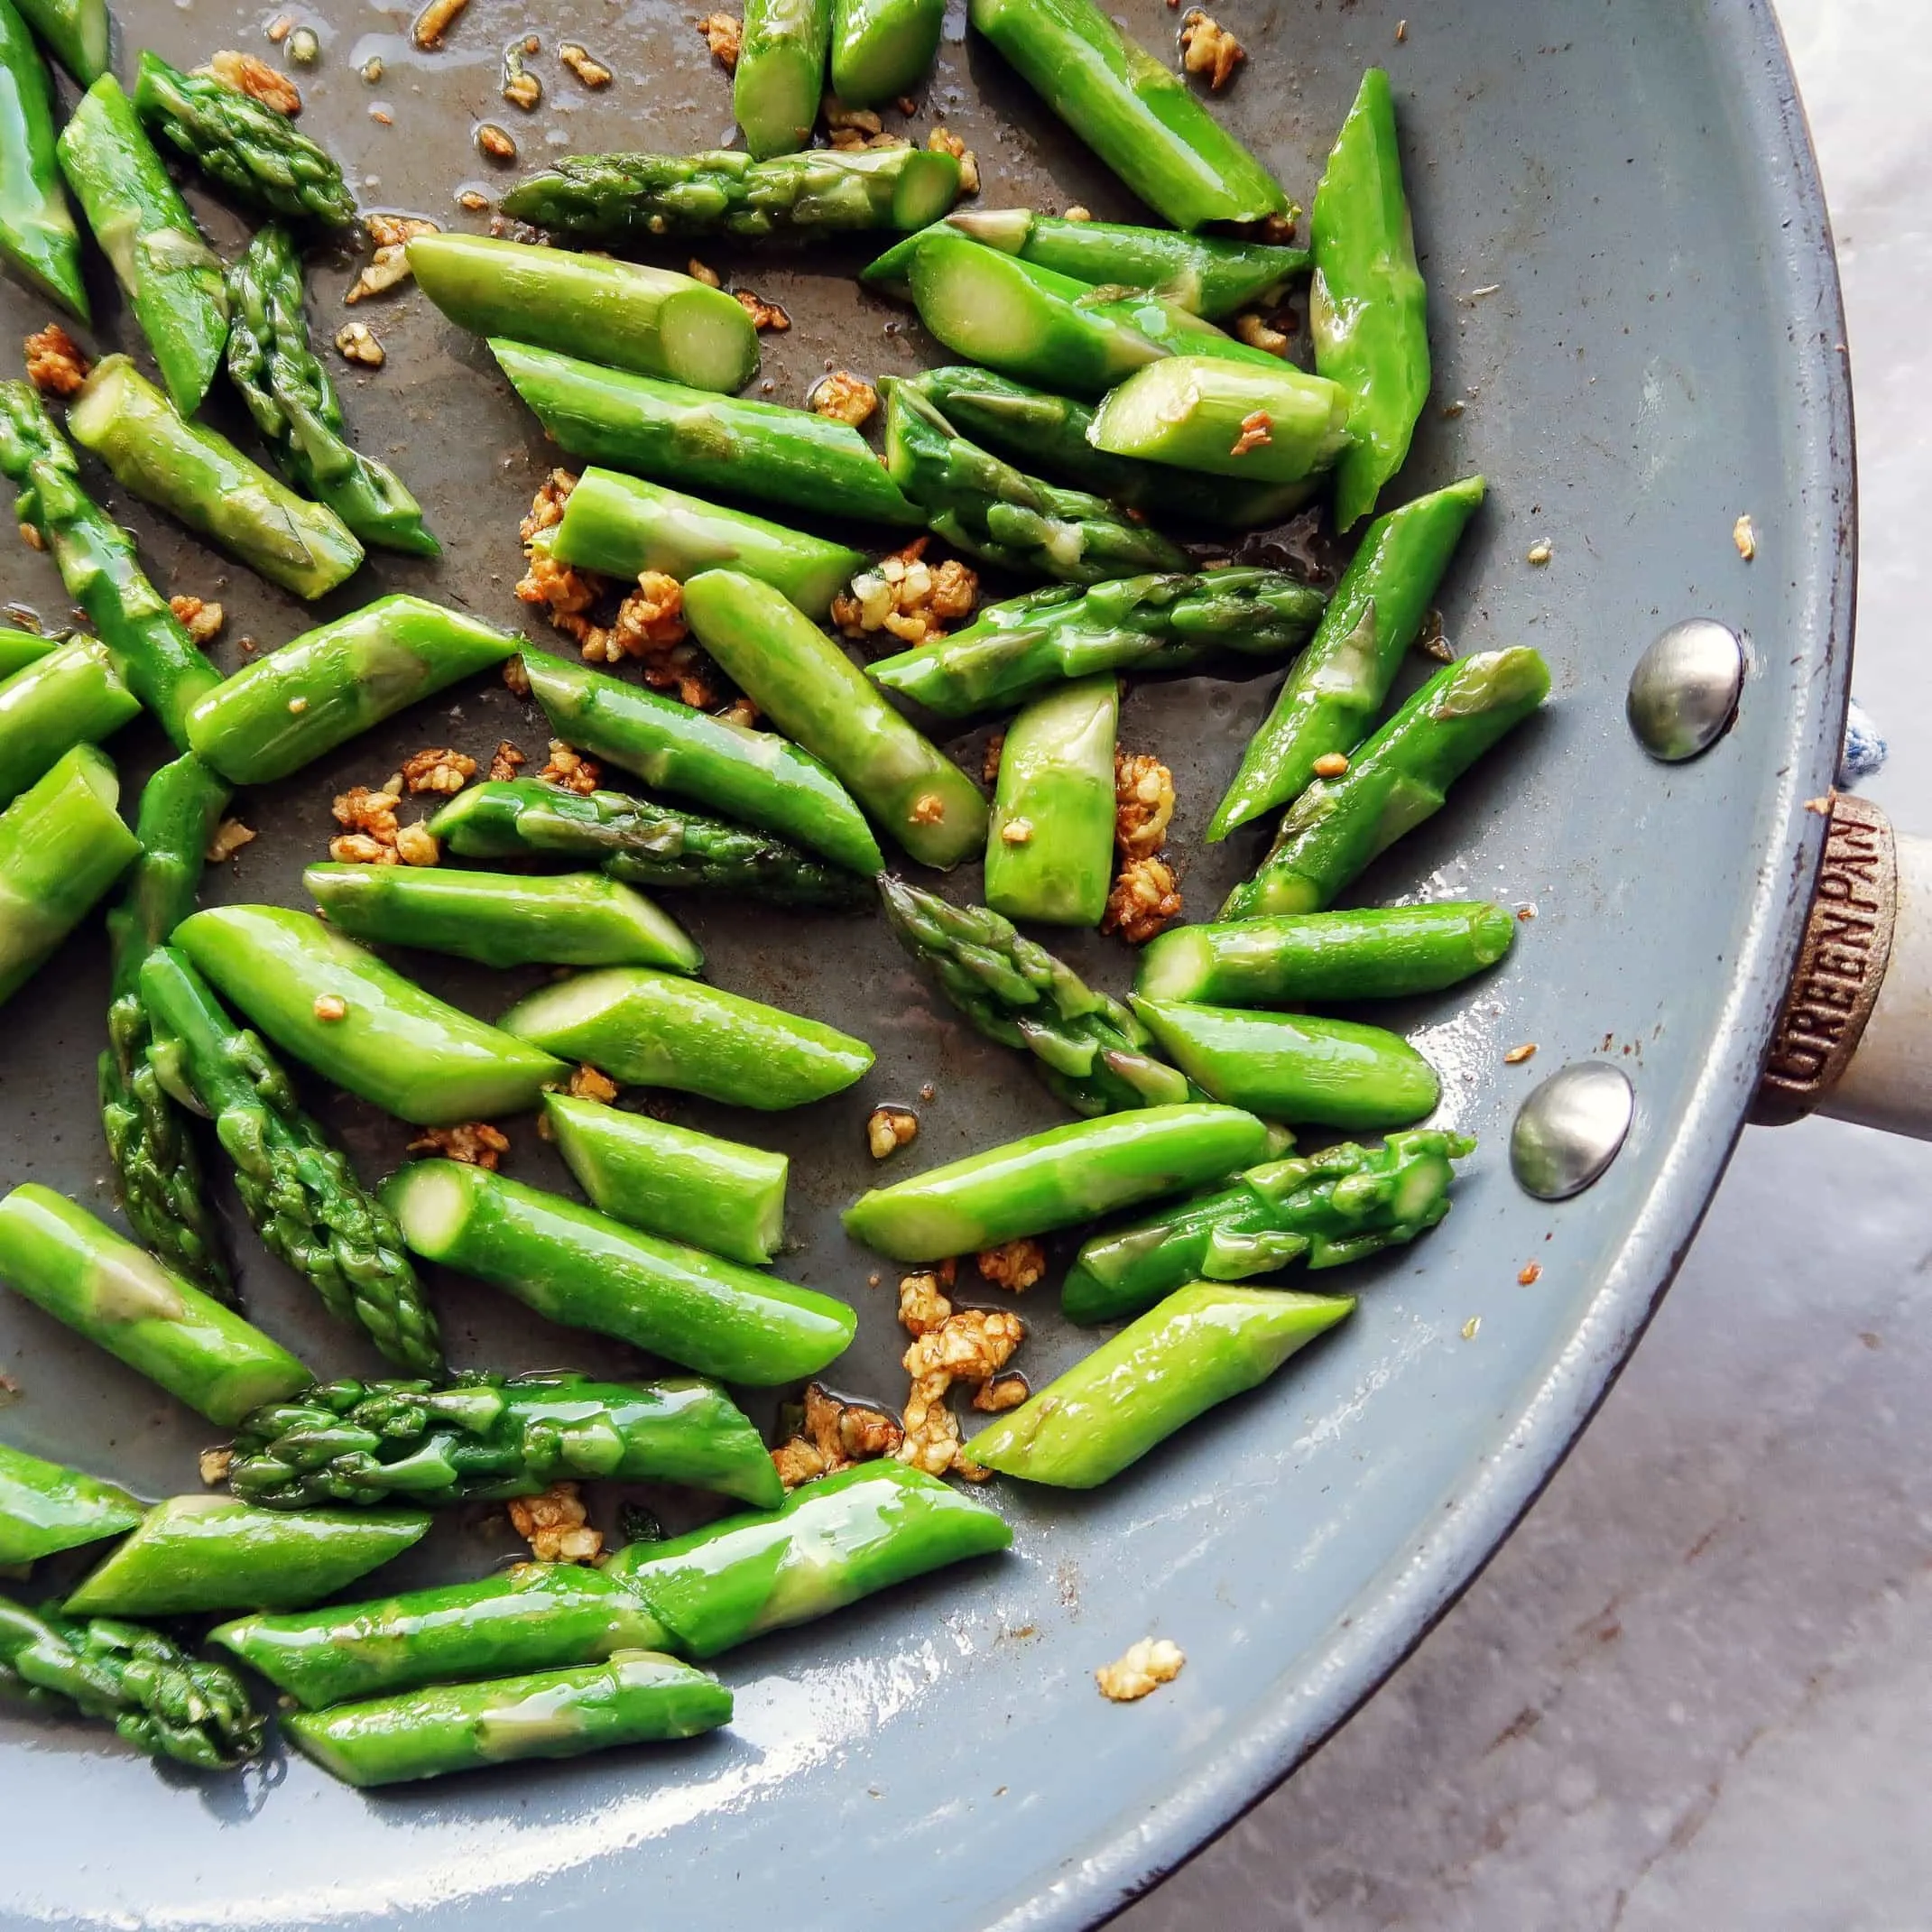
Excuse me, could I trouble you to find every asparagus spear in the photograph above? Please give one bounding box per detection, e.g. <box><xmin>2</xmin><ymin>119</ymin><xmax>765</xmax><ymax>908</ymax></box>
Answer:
<box><xmin>226</xmin><ymin>1370</ymin><xmax>783</xmax><ymax>1511</ymax></box>
<box><xmin>984</xmin><ymin>674</ymin><xmax>1117</xmax><ymax>927</ymax></box>
<box><xmin>68</xmin><ymin>355</ymin><xmax>364</xmax><ymax>600</ymax></box>
<box><xmin>304</xmin><ymin>863</ymin><xmax>702</xmax><ymax>974</ymax></box>
<box><xmin>0</xmin><ymin>1442</ymin><xmax>143</xmax><ymax>1565</ymax></box>
<box><xmin>680</xmin><ymin>568</ymin><xmax>989</xmax><ymax>868</ymax></box>
<box><xmin>1136</xmin><ymin>901</ymin><xmax>1518</xmax><ymax>1006</ymax></box>
<box><xmin>1224</xmin><ymin>646</ymin><xmax>1552</xmax><ymax>919</ymax></box>
<box><xmin>498</xmin><ymin>964</ymin><xmax>874</xmax><ymax>1109</ymax></box>
<box><xmin>492</xmin><ymin>340</ymin><xmax>924</xmax><ymax>526</ymax></box>
<box><xmin>428</xmin><ymin>776</ymin><xmax>872</xmax><ymax>910</ymax></box>
<box><xmin>878</xmin><ymin>875</ymin><xmax>1201</xmax><ymax>1114</ymax></box>
<box><xmin>1061</xmin><ymin>1129</ymin><xmax>1472</xmax><ymax>1325</ymax></box>
<box><xmin>383</xmin><ymin>1161</ymin><xmax>858</xmax><ymax>1385</ymax></box>
<box><xmin>964</xmin><ymin>1282</ymin><xmax>1353</xmax><ymax>1487</ymax></box>
<box><xmin>544</xmin><ymin>1092</ymin><xmax>788</xmax><ymax>1265</ymax></box>
<box><xmin>1087</xmin><ymin>355</ymin><xmax>1355</xmax><ymax>483</ymax></box>
<box><xmin>969</xmin><ymin>0</ymin><xmax>1287</xmax><ymax>229</ymax></box>
<box><xmin>0</xmin><ymin>1184</ymin><xmax>312</xmax><ymax>1426</ymax></box>
<box><xmin>831</xmin><ymin>0</ymin><xmax>942</xmax><ymax>104</ymax></box>
<box><xmin>946</xmin><ymin>208</ymin><xmax>1309</xmax><ymax>320</ymax></box>
<box><xmin>213</xmin><ymin>1563</ymin><xmax>673</xmax><ymax>1710</ymax></box>
<box><xmin>9</xmin><ymin>0</ymin><xmax>103</xmax><ymax>85</ymax></box>
<box><xmin>1207</xmin><ymin>476</ymin><xmax>1487</xmax><ymax>838</ymax></box>
<box><xmin>0</xmin><ymin>744</ymin><xmax>139</xmax><ymax>1007</ymax></box>
<box><xmin>0</xmin><ymin>626</ymin><xmax>53</xmax><ymax>679</ymax></box>
<box><xmin>736</xmin><ymin>0</ymin><xmax>833</xmax><ymax>157</ymax></box>
<box><xmin>131</xmin><ymin>51</ymin><xmax>355</xmax><ymax>229</ymax></box>
<box><xmin>56</xmin><ymin>77</ymin><xmax>227</xmax><ymax>414</ymax></box>
<box><xmin>882</xmin><ymin>380</ymin><xmax>1189</xmax><ymax>584</ymax></box>
<box><xmin>172</xmin><ymin>906</ymin><xmax>567</xmax><ymax>1127</ymax></box>
<box><xmin>0</xmin><ymin>636</ymin><xmax>137</xmax><ymax>805</ymax></box>
<box><xmin>0</xmin><ymin>1592</ymin><xmax>263</xmax><ymax>1768</ymax></box>
<box><xmin>869</xmin><ymin>567</ymin><xmax>1327</xmax><ymax>719</ymax></box>
<box><xmin>185</xmin><ymin>596</ymin><xmax>517</xmax><ymax>786</ymax></box>
<box><xmin>0</xmin><ymin>0</ymin><xmax>87</xmax><ymax>316</ymax></box>
<box><xmin>408</xmin><ymin>234</ymin><xmax>757</xmax><ymax>393</ymax></box>
<box><xmin>100</xmin><ymin>755</ymin><xmax>233</xmax><ymax>1299</ymax></box>
<box><xmin>284</xmin><ymin>1652</ymin><xmax>731</xmax><ymax>1788</ymax></box>
<box><xmin>62</xmin><ymin>1494</ymin><xmax>430</xmax><ymax>1616</ymax></box>
<box><xmin>500</xmin><ymin>143</ymin><xmax>961</xmax><ymax>241</ymax></box>
<box><xmin>522</xmin><ymin>648</ymin><xmax>883</xmax><ymax>876</ymax></box>
<box><xmin>907</xmin><ymin>365</ymin><xmax>1313</xmax><ymax>531</ymax></box>
<box><xmin>138</xmin><ymin>947</ymin><xmax>446</xmax><ymax>1374</ymax></box>
<box><xmin>0</xmin><ymin>382</ymin><xmax>221</xmax><ymax>748</ymax></box>
<box><xmin>1312</xmin><ymin>69</ymin><xmax>1430</xmax><ymax>530</ymax></box>
<box><xmin>226</xmin><ymin>223</ymin><xmax>439</xmax><ymax>557</ymax></box>
<box><xmin>549</xmin><ymin>469</ymin><xmax>863</xmax><ymax>619</ymax></box>
<box><xmin>843</xmin><ymin>1102</ymin><xmax>1271</xmax><ymax>1262</ymax></box>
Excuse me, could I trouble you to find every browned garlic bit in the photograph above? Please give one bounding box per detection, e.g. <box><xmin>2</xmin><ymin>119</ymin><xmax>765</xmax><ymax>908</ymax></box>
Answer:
<box><xmin>1177</xmin><ymin>10</ymin><xmax>1243</xmax><ymax>88</ymax></box>
<box><xmin>1114</xmin><ymin>751</ymin><xmax>1176</xmax><ymax>860</ymax></box>
<box><xmin>476</xmin><ymin>122</ymin><xmax>518</xmax><ymax>162</ymax></box>
<box><xmin>1095</xmin><ymin>1637</ymin><xmax>1185</xmax><ymax>1702</ymax></box>
<box><xmin>346</xmin><ymin>215</ymin><xmax>439</xmax><ymax>305</ymax></box>
<box><xmin>1310</xmin><ymin>751</ymin><xmax>1349</xmax><ymax>780</ymax></box>
<box><xmin>925</xmin><ymin>125</ymin><xmax>979</xmax><ymax>193</ymax></box>
<box><xmin>559</xmin><ymin>42</ymin><xmax>612</xmax><ymax>86</ymax></box>
<box><xmin>207</xmin><ymin>50</ymin><xmax>301</xmax><ymax>113</ymax></box>
<box><xmin>829</xmin><ymin>537</ymin><xmax>978</xmax><ymax>647</ymax></box>
<box><xmin>567</xmin><ymin>1062</ymin><xmax>619</xmax><ymax>1102</ymax></box>
<box><xmin>866</xmin><ymin>1105</ymin><xmax>919</xmax><ymax>1159</ymax></box>
<box><xmin>169</xmin><ymin>594</ymin><xmax>225</xmax><ymax>644</ymax></box>
<box><xmin>1233</xmin><ymin>311</ymin><xmax>1289</xmax><ymax>356</ymax></box>
<box><xmin>23</xmin><ymin>324</ymin><xmax>88</xmax><ymax>396</ymax></box>
<box><xmin>335</xmin><ymin>322</ymin><xmax>384</xmax><ymax>366</ymax></box>
<box><xmin>407</xmin><ymin>1121</ymin><xmax>511</xmax><ymax>1169</ymax></box>
<box><xmin>809</xmin><ymin>370</ymin><xmax>879</xmax><ymax>427</ymax></box>
<box><xmin>981</xmin><ymin>733</ymin><xmax>1004</xmax><ymax>783</ymax></box>
<box><xmin>312</xmin><ymin>993</ymin><xmax>348</xmax><ymax>1022</ymax></box>
<box><xmin>501</xmin><ymin>42</ymin><xmax>541</xmax><ymax>111</ymax></box>
<box><xmin>507</xmin><ymin>1482</ymin><xmax>602</xmax><ymax>1561</ymax></box>
<box><xmin>411</xmin><ymin>0</ymin><xmax>470</xmax><ymax>51</ymax></box>
<box><xmin>205</xmin><ymin>818</ymin><xmax>256</xmax><ymax>863</ymax></box>
<box><xmin>687</xmin><ymin>258</ymin><xmax>722</xmax><ymax>288</ymax></box>
<box><xmin>976</xmin><ymin>1237</ymin><xmax>1046</xmax><ymax>1292</ymax></box>
<box><xmin>400</xmin><ymin>747</ymin><xmax>476</xmax><ymax>796</ymax></box>
<box><xmin>1105</xmin><ymin>855</ymin><xmax>1183</xmax><ymax>945</ymax></box>
<box><xmin>502</xmin><ymin>654</ymin><xmax>531</xmax><ymax>697</ymax></box>
<box><xmin>771</xmin><ymin>1382</ymin><xmax>903</xmax><ymax>1488</ymax></box>
<box><xmin>695</xmin><ymin>12</ymin><xmax>741</xmax><ymax>69</ymax></box>
<box><xmin>1229</xmin><ymin>409</ymin><xmax>1272</xmax><ymax>457</ymax></box>
<box><xmin>487</xmin><ymin>740</ymin><xmax>527</xmax><ymax>781</ymax></box>
<box><xmin>539</xmin><ymin>739</ymin><xmax>601</xmax><ymax>794</ymax></box>
<box><xmin>734</xmin><ymin>288</ymin><xmax>790</xmax><ymax>331</ymax></box>
<box><xmin>971</xmin><ymin>1373</ymin><xmax>1029</xmax><ymax>1413</ymax></box>
<box><xmin>892</xmin><ymin>1266</ymin><xmax>1026</xmax><ymax>1480</ymax></box>
<box><xmin>1526</xmin><ymin>540</ymin><xmax>1552</xmax><ymax>566</ymax></box>
<box><xmin>1733</xmin><ymin>513</ymin><xmax>1757</xmax><ymax>561</ymax></box>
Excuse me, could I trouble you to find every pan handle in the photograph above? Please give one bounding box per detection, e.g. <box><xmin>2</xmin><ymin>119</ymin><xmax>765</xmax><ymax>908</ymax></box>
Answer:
<box><xmin>1752</xmin><ymin>793</ymin><xmax>1932</xmax><ymax>1136</ymax></box>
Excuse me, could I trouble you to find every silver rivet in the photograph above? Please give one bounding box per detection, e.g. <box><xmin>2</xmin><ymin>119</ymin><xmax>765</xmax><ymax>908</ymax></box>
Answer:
<box><xmin>1627</xmin><ymin>619</ymin><xmax>1745</xmax><ymax>761</ymax></box>
<box><xmin>1511</xmin><ymin>1062</ymin><xmax>1634</xmax><ymax>1200</ymax></box>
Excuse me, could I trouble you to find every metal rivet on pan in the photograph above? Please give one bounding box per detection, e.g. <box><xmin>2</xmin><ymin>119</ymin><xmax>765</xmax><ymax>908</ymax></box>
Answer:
<box><xmin>1626</xmin><ymin>619</ymin><xmax>1745</xmax><ymax>762</ymax></box>
<box><xmin>1511</xmin><ymin>1062</ymin><xmax>1634</xmax><ymax>1200</ymax></box>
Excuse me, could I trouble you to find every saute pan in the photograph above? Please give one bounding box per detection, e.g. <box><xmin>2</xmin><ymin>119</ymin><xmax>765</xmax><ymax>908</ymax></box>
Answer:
<box><xmin>0</xmin><ymin>0</ymin><xmax>1893</xmax><ymax>1926</ymax></box>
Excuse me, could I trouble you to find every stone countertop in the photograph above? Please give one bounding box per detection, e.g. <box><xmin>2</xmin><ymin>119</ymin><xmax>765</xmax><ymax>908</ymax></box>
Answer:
<box><xmin>1123</xmin><ymin>2</ymin><xmax>1932</xmax><ymax>1924</ymax></box>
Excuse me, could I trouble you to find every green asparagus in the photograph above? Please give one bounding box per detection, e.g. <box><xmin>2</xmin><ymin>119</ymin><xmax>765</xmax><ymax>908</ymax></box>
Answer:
<box><xmin>984</xmin><ymin>675</ymin><xmax>1117</xmax><ymax>926</ymax></box>
<box><xmin>0</xmin><ymin>0</ymin><xmax>86</xmax><ymax>316</ymax></box>
<box><xmin>383</xmin><ymin>1161</ymin><xmax>858</xmax><ymax>1385</ymax></box>
<box><xmin>226</xmin><ymin>224</ymin><xmax>438</xmax><ymax>557</ymax></box>
<box><xmin>964</xmin><ymin>1282</ymin><xmax>1354</xmax><ymax>1487</ymax></box>
<box><xmin>1060</xmin><ymin>1128</ymin><xmax>1472</xmax><ymax>1324</ymax></box>
<box><xmin>0</xmin><ymin>1184</ymin><xmax>311</xmax><ymax>1426</ymax></box>
<box><xmin>831</xmin><ymin>0</ymin><xmax>943</xmax><ymax>103</ymax></box>
<box><xmin>226</xmin><ymin>1370</ymin><xmax>782</xmax><ymax>1511</ymax></box>
<box><xmin>0</xmin><ymin>627</ymin><xmax>53</xmax><ymax>679</ymax></box>
<box><xmin>679</xmin><ymin>568</ymin><xmax>990</xmax><ymax>869</ymax></box>
<box><xmin>0</xmin><ymin>1442</ymin><xmax>143</xmax><ymax>1565</ymax></box>
<box><xmin>56</xmin><ymin>77</ymin><xmax>228</xmax><ymax>414</ymax></box>
<box><xmin>9</xmin><ymin>0</ymin><xmax>104</xmax><ymax>84</ymax></box>
<box><xmin>131</xmin><ymin>51</ymin><xmax>356</xmax><ymax>228</ymax></box>
<box><xmin>736</xmin><ymin>0</ymin><xmax>832</xmax><ymax>157</ymax></box>
<box><xmin>500</xmin><ymin>144</ymin><xmax>961</xmax><ymax>241</ymax></box>
<box><xmin>0</xmin><ymin>636</ymin><xmax>137</xmax><ymax>805</ymax></box>
<box><xmin>0</xmin><ymin>1592</ymin><xmax>263</xmax><ymax>1768</ymax></box>
<box><xmin>843</xmin><ymin>1102</ymin><xmax>1271</xmax><ymax>1261</ymax></box>
<box><xmin>1224</xmin><ymin>647</ymin><xmax>1552</xmax><ymax>919</ymax></box>
<box><xmin>428</xmin><ymin>777</ymin><xmax>872</xmax><ymax>909</ymax></box>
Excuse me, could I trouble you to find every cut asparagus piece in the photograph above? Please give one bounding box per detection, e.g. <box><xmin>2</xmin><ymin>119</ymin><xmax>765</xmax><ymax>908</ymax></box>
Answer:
<box><xmin>544</xmin><ymin>1092</ymin><xmax>788</xmax><ymax>1265</ymax></box>
<box><xmin>0</xmin><ymin>0</ymin><xmax>87</xmax><ymax>316</ymax></box>
<box><xmin>492</xmin><ymin>340</ymin><xmax>924</xmax><ymax>525</ymax></box>
<box><xmin>0</xmin><ymin>627</ymin><xmax>54</xmax><ymax>679</ymax></box>
<box><xmin>131</xmin><ymin>50</ymin><xmax>356</xmax><ymax>228</ymax></box>
<box><xmin>1061</xmin><ymin>1129</ymin><xmax>1472</xmax><ymax>1325</ymax></box>
<box><xmin>173</xmin><ymin>905</ymin><xmax>567</xmax><ymax>1127</ymax></box>
<box><xmin>0</xmin><ymin>1442</ymin><xmax>143</xmax><ymax>1566</ymax></box>
<box><xmin>0</xmin><ymin>744</ymin><xmax>138</xmax><ymax>1007</ymax></box>
<box><xmin>62</xmin><ymin>1494</ymin><xmax>430</xmax><ymax>1616</ymax></box>
<box><xmin>498</xmin><ymin>964</ymin><xmax>874</xmax><ymax>1109</ymax></box>
<box><xmin>383</xmin><ymin>1161</ymin><xmax>857</xmax><ymax>1384</ymax></box>
<box><xmin>879</xmin><ymin>875</ymin><xmax>1202</xmax><ymax>1114</ymax></box>
<box><xmin>55</xmin><ymin>77</ymin><xmax>227</xmax><ymax>414</ymax></box>
<box><xmin>501</xmin><ymin>143</ymin><xmax>961</xmax><ymax>241</ymax></box>
<box><xmin>68</xmin><ymin>355</ymin><xmax>363</xmax><ymax>599</ymax></box>
<box><xmin>843</xmin><ymin>1102</ymin><xmax>1271</xmax><ymax>1261</ymax></box>
<box><xmin>968</xmin><ymin>0</ymin><xmax>1287</xmax><ymax>228</ymax></box>
<box><xmin>0</xmin><ymin>636</ymin><xmax>137</xmax><ymax>805</ymax></box>
<box><xmin>185</xmin><ymin>596</ymin><xmax>516</xmax><ymax>785</ymax></box>
<box><xmin>1087</xmin><ymin>355</ymin><xmax>1355</xmax><ymax>483</ymax></box>
<box><xmin>305</xmin><ymin>863</ymin><xmax>703</xmax><ymax>974</ymax></box>
<box><xmin>680</xmin><ymin>567</ymin><xmax>989</xmax><ymax>868</ymax></box>
<box><xmin>408</xmin><ymin>234</ymin><xmax>757</xmax><ymax>393</ymax></box>
<box><xmin>1136</xmin><ymin>902</ymin><xmax>1518</xmax><ymax>1006</ymax></box>
<box><xmin>1224</xmin><ymin>646</ymin><xmax>1552</xmax><ymax>919</ymax></box>
<box><xmin>10</xmin><ymin>0</ymin><xmax>105</xmax><ymax>85</ymax></box>
<box><xmin>226</xmin><ymin>1371</ymin><xmax>782</xmax><ymax>1511</ymax></box>
<box><xmin>946</xmin><ymin>207</ymin><xmax>1309</xmax><ymax>319</ymax></box>
<box><xmin>283</xmin><ymin>1652</ymin><xmax>730</xmax><ymax>1788</ymax></box>
<box><xmin>0</xmin><ymin>1184</ymin><xmax>312</xmax><ymax>1426</ymax></box>
<box><xmin>428</xmin><ymin>777</ymin><xmax>871</xmax><ymax>909</ymax></box>
<box><xmin>831</xmin><ymin>0</ymin><xmax>943</xmax><ymax>102</ymax></box>
<box><xmin>984</xmin><ymin>674</ymin><xmax>1117</xmax><ymax>927</ymax></box>
<box><xmin>735</xmin><ymin>0</ymin><xmax>832</xmax><ymax>158</ymax></box>
<box><xmin>870</xmin><ymin>567</ymin><xmax>1326</xmax><ymax>719</ymax></box>
<box><xmin>549</xmin><ymin>469</ymin><xmax>863</xmax><ymax>619</ymax></box>
<box><xmin>522</xmin><ymin>647</ymin><xmax>883</xmax><ymax>876</ymax></box>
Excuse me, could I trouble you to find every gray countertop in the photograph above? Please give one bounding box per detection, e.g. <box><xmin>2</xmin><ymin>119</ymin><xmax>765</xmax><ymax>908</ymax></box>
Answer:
<box><xmin>1123</xmin><ymin>1</ymin><xmax>1932</xmax><ymax>1923</ymax></box>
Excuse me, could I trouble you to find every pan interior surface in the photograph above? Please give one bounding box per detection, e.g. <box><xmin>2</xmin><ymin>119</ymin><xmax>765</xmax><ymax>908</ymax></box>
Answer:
<box><xmin>0</xmin><ymin>0</ymin><xmax>1847</xmax><ymax>1927</ymax></box>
